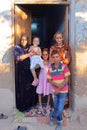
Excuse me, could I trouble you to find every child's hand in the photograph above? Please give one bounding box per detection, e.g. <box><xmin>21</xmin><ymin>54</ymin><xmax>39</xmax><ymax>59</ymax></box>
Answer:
<box><xmin>32</xmin><ymin>50</ymin><xmax>37</xmax><ymax>54</ymax></box>
<box><xmin>29</xmin><ymin>50</ymin><xmax>37</xmax><ymax>56</ymax></box>
<box><xmin>35</xmin><ymin>64</ymin><xmax>40</xmax><ymax>69</ymax></box>
<box><xmin>28</xmin><ymin>48</ymin><xmax>32</xmax><ymax>53</ymax></box>
<box><xmin>54</xmin><ymin>88</ymin><xmax>60</xmax><ymax>94</ymax></box>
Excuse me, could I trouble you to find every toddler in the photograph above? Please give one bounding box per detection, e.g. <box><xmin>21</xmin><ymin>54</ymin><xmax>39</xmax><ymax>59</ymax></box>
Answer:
<box><xmin>29</xmin><ymin>36</ymin><xmax>44</xmax><ymax>86</ymax></box>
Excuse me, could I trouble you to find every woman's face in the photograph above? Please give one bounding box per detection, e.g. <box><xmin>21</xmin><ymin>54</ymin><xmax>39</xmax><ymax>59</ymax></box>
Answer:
<box><xmin>42</xmin><ymin>51</ymin><xmax>49</xmax><ymax>61</ymax></box>
<box><xmin>55</xmin><ymin>34</ymin><xmax>63</xmax><ymax>45</ymax></box>
<box><xmin>21</xmin><ymin>36</ymin><xmax>28</xmax><ymax>47</ymax></box>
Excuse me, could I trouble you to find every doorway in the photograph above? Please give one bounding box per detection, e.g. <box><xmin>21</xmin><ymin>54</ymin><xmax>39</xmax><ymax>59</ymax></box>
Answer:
<box><xmin>14</xmin><ymin>3</ymin><xmax>70</xmax><ymax>109</ymax></box>
<box><xmin>14</xmin><ymin>4</ymin><xmax>69</xmax><ymax>48</ymax></box>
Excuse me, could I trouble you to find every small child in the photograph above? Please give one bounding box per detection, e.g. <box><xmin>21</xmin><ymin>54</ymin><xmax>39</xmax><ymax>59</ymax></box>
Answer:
<box><xmin>36</xmin><ymin>48</ymin><xmax>52</xmax><ymax>112</ymax></box>
<box><xmin>29</xmin><ymin>36</ymin><xmax>44</xmax><ymax>86</ymax></box>
<box><xmin>47</xmin><ymin>50</ymin><xmax>70</xmax><ymax>130</ymax></box>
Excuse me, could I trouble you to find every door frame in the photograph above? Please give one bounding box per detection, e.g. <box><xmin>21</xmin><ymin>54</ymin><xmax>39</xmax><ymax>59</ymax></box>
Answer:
<box><xmin>14</xmin><ymin>0</ymin><xmax>70</xmax><ymax>44</ymax></box>
<box><xmin>13</xmin><ymin>0</ymin><xmax>75</xmax><ymax>110</ymax></box>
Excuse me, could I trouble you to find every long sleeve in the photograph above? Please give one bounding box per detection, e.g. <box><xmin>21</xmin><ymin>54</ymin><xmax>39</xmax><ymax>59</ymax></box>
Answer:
<box><xmin>13</xmin><ymin>45</ymin><xmax>24</xmax><ymax>60</ymax></box>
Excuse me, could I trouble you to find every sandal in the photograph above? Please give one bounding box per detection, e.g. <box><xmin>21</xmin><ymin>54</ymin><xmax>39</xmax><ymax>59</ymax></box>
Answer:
<box><xmin>46</xmin><ymin>105</ymin><xmax>51</xmax><ymax>110</ymax></box>
<box><xmin>14</xmin><ymin>126</ymin><xmax>27</xmax><ymax>130</ymax></box>
<box><xmin>24</xmin><ymin>109</ymin><xmax>36</xmax><ymax>117</ymax></box>
<box><xmin>63</xmin><ymin>110</ymin><xmax>70</xmax><ymax>118</ymax></box>
<box><xmin>0</xmin><ymin>113</ymin><xmax>8</xmax><ymax>119</ymax></box>
<box><xmin>42</xmin><ymin>108</ymin><xmax>50</xmax><ymax>117</ymax></box>
<box><xmin>36</xmin><ymin>109</ymin><xmax>42</xmax><ymax>115</ymax></box>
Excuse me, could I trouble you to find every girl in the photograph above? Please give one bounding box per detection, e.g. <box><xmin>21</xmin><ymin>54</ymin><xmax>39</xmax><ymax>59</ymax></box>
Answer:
<box><xmin>50</xmin><ymin>32</ymin><xmax>71</xmax><ymax>65</ymax></box>
<box><xmin>29</xmin><ymin>36</ymin><xmax>44</xmax><ymax>86</ymax></box>
<box><xmin>36</xmin><ymin>48</ymin><xmax>52</xmax><ymax>111</ymax></box>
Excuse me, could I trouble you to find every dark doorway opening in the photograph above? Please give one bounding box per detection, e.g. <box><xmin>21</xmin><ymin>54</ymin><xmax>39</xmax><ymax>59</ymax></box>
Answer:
<box><xmin>17</xmin><ymin>4</ymin><xmax>67</xmax><ymax>49</ymax></box>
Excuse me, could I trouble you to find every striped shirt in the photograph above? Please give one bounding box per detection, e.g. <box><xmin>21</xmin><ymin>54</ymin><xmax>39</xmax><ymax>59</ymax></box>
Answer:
<box><xmin>47</xmin><ymin>63</ymin><xmax>70</xmax><ymax>93</ymax></box>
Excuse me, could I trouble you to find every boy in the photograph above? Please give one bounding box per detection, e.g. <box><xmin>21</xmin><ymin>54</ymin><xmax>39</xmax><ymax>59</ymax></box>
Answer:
<box><xmin>47</xmin><ymin>50</ymin><xmax>70</xmax><ymax>130</ymax></box>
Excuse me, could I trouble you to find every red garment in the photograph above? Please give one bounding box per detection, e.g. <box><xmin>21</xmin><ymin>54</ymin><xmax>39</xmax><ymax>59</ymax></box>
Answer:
<box><xmin>50</xmin><ymin>43</ymin><xmax>71</xmax><ymax>65</ymax></box>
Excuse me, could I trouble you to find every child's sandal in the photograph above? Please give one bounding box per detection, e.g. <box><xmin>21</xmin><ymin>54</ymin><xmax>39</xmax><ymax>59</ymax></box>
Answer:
<box><xmin>24</xmin><ymin>109</ymin><xmax>36</xmax><ymax>117</ymax></box>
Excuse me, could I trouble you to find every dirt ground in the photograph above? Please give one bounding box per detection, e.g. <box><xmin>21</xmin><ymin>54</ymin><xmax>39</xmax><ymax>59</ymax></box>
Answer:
<box><xmin>0</xmin><ymin>108</ymin><xmax>87</xmax><ymax>130</ymax></box>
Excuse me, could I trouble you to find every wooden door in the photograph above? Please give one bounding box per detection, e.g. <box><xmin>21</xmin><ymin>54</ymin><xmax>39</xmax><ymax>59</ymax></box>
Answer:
<box><xmin>64</xmin><ymin>5</ymin><xmax>69</xmax><ymax>44</ymax></box>
<box><xmin>14</xmin><ymin>5</ymin><xmax>31</xmax><ymax>44</ymax></box>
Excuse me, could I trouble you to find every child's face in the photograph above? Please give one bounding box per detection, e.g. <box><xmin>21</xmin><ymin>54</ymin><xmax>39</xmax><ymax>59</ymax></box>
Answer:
<box><xmin>33</xmin><ymin>37</ymin><xmax>40</xmax><ymax>46</ymax></box>
<box><xmin>52</xmin><ymin>53</ymin><xmax>60</xmax><ymax>64</ymax></box>
<box><xmin>42</xmin><ymin>51</ymin><xmax>49</xmax><ymax>61</ymax></box>
<box><xmin>55</xmin><ymin>34</ymin><xmax>63</xmax><ymax>44</ymax></box>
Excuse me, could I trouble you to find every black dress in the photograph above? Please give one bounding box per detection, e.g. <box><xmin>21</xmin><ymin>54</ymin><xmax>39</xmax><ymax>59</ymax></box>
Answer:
<box><xmin>14</xmin><ymin>44</ymin><xmax>38</xmax><ymax>112</ymax></box>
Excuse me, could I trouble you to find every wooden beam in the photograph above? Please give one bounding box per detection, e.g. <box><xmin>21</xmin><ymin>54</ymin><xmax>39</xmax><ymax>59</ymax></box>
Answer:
<box><xmin>14</xmin><ymin>1</ymin><xmax>70</xmax><ymax>5</ymax></box>
<box><xmin>64</xmin><ymin>6</ymin><xmax>69</xmax><ymax>44</ymax></box>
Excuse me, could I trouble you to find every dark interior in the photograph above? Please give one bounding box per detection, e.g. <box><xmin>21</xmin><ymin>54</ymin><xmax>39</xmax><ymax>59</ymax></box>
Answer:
<box><xmin>18</xmin><ymin>4</ymin><xmax>66</xmax><ymax>49</ymax></box>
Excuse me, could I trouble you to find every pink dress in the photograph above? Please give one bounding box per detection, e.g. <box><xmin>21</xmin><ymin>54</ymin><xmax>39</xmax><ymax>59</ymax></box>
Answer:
<box><xmin>36</xmin><ymin>64</ymin><xmax>52</xmax><ymax>96</ymax></box>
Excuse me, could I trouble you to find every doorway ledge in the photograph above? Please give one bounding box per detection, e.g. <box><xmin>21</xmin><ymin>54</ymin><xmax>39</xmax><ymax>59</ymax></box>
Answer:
<box><xmin>14</xmin><ymin>0</ymin><xmax>70</xmax><ymax>5</ymax></box>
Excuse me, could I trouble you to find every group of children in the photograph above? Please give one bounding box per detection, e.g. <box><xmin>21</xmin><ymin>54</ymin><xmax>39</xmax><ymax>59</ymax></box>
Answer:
<box><xmin>28</xmin><ymin>32</ymin><xmax>71</xmax><ymax>130</ymax></box>
<box><xmin>29</xmin><ymin>37</ymin><xmax>52</xmax><ymax>109</ymax></box>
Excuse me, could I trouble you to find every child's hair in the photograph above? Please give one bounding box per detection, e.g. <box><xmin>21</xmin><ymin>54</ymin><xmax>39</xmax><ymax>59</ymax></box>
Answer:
<box><xmin>42</xmin><ymin>48</ymin><xmax>49</xmax><ymax>53</ymax></box>
<box><xmin>31</xmin><ymin>36</ymin><xmax>40</xmax><ymax>45</ymax></box>
<box><xmin>51</xmin><ymin>50</ymin><xmax>60</xmax><ymax>57</ymax></box>
<box><xmin>42</xmin><ymin>48</ymin><xmax>49</xmax><ymax>60</ymax></box>
<box><xmin>33</xmin><ymin>36</ymin><xmax>40</xmax><ymax>41</ymax></box>
<box><xmin>53</xmin><ymin>32</ymin><xmax>64</xmax><ymax>40</ymax></box>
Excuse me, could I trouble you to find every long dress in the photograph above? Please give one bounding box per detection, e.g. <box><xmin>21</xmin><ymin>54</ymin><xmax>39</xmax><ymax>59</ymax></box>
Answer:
<box><xmin>36</xmin><ymin>64</ymin><xmax>52</xmax><ymax>96</ymax></box>
<box><xmin>14</xmin><ymin>44</ymin><xmax>38</xmax><ymax>112</ymax></box>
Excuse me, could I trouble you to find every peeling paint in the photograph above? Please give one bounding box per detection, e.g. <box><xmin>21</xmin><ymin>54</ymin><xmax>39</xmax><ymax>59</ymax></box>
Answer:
<box><xmin>75</xmin><ymin>2</ymin><xmax>87</xmax><ymax>43</ymax></box>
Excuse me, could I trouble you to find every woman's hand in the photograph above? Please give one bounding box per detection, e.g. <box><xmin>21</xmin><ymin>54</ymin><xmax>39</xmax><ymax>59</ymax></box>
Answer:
<box><xmin>17</xmin><ymin>56</ymin><xmax>20</xmax><ymax>61</ymax></box>
<box><xmin>17</xmin><ymin>53</ymin><xmax>30</xmax><ymax>61</ymax></box>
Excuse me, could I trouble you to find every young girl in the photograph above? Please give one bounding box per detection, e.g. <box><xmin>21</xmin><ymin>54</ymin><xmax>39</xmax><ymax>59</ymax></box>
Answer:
<box><xmin>29</xmin><ymin>36</ymin><xmax>44</xmax><ymax>86</ymax></box>
<box><xmin>36</xmin><ymin>48</ymin><xmax>52</xmax><ymax>111</ymax></box>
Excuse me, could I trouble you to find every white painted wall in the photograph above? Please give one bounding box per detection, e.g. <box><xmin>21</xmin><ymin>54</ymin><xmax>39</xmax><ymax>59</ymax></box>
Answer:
<box><xmin>0</xmin><ymin>0</ymin><xmax>15</xmax><ymax>113</ymax></box>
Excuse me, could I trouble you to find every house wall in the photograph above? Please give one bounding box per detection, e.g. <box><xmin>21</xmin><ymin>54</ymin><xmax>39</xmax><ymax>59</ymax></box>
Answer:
<box><xmin>0</xmin><ymin>0</ymin><xmax>87</xmax><ymax>113</ymax></box>
<box><xmin>74</xmin><ymin>0</ymin><xmax>87</xmax><ymax>111</ymax></box>
<box><xmin>0</xmin><ymin>0</ymin><xmax>15</xmax><ymax>113</ymax></box>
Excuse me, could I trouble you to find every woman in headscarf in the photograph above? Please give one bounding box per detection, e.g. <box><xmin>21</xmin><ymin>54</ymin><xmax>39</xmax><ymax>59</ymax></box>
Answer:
<box><xmin>13</xmin><ymin>34</ymin><xmax>38</xmax><ymax>112</ymax></box>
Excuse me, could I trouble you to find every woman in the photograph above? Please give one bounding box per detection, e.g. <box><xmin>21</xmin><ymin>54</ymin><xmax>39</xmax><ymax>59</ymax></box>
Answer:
<box><xmin>50</xmin><ymin>32</ymin><xmax>71</xmax><ymax>64</ymax></box>
<box><xmin>13</xmin><ymin>34</ymin><xmax>38</xmax><ymax>112</ymax></box>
